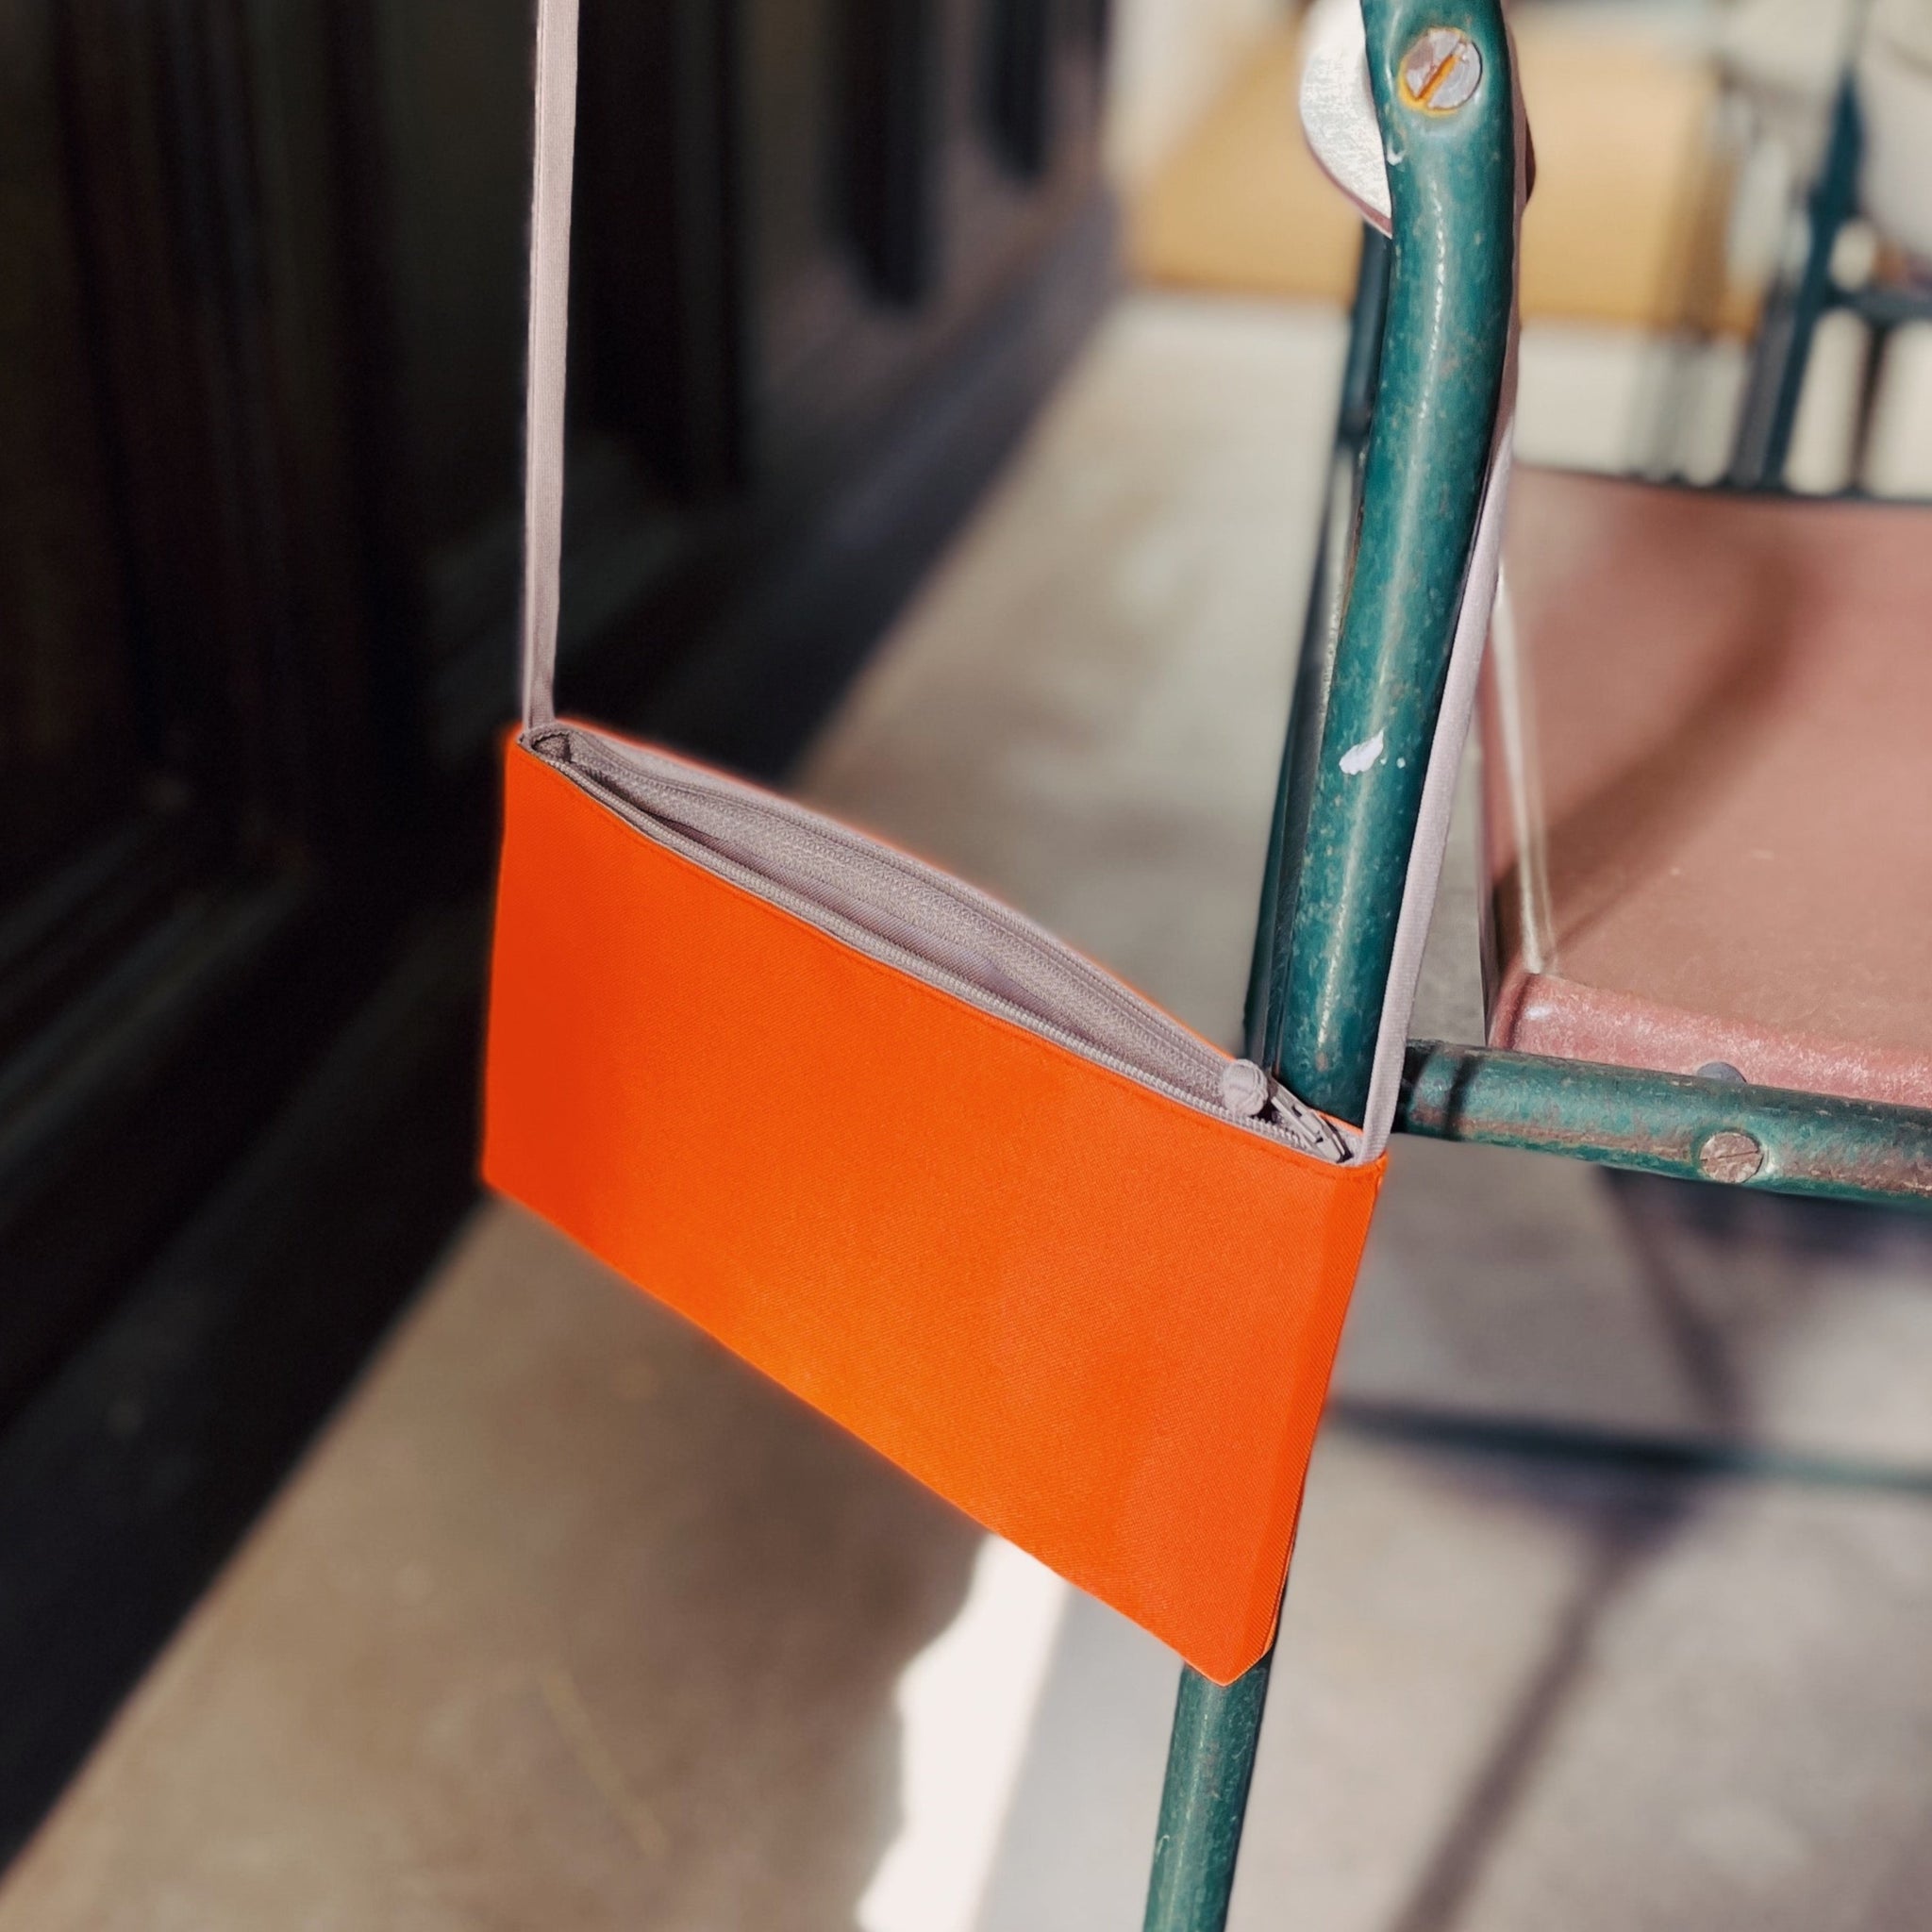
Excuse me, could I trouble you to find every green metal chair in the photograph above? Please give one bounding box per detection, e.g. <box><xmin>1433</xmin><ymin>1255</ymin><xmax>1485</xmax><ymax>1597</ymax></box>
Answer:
<box><xmin>1733</xmin><ymin>58</ymin><xmax>1932</xmax><ymax>490</ymax></box>
<box><xmin>1139</xmin><ymin>4</ymin><xmax>1932</xmax><ymax>1926</ymax></box>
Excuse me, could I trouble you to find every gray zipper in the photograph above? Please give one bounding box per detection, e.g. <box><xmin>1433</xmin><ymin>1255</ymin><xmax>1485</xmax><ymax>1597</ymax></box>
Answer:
<box><xmin>530</xmin><ymin>724</ymin><xmax>1357</xmax><ymax>1164</ymax></box>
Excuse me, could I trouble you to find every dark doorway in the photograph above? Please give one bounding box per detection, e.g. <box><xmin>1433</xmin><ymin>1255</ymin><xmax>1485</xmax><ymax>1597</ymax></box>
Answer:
<box><xmin>0</xmin><ymin>0</ymin><xmax>1111</xmax><ymax>1859</ymax></box>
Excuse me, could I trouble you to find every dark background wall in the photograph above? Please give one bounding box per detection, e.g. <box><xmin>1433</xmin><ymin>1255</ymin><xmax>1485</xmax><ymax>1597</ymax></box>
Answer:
<box><xmin>0</xmin><ymin>0</ymin><xmax>1111</xmax><ymax>1861</ymax></box>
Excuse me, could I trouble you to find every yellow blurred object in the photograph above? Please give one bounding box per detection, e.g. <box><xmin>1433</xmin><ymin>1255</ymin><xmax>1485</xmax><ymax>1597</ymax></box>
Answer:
<box><xmin>1130</xmin><ymin>28</ymin><xmax>1359</xmax><ymax>304</ymax></box>
<box><xmin>1129</xmin><ymin>18</ymin><xmax>1761</xmax><ymax>334</ymax></box>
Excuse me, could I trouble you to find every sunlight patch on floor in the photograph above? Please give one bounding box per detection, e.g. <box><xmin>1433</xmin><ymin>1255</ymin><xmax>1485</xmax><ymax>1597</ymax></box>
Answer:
<box><xmin>859</xmin><ymin>1540</ymin><xmax>1071</xmax><ymax>1932</ymax></box>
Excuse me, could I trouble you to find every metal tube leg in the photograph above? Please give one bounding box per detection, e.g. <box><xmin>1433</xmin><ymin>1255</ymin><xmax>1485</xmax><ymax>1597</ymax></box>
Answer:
<box><xmin>1141</xmin><ymin>1656</ymin><xmax>1274</xmax><ymax>1932</ymax></box>
<box><xmin>1142</xmin><ymin>6</ymin><xmax>1519</xmax><ymax>1924</ymax></box>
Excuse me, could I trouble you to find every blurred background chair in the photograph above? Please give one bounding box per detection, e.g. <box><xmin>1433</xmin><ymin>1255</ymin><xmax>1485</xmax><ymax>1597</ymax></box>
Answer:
<box><xmin>1729</xmin><ymin>0</ymin><xmax>1932</xmax><ymax>485</ymax></box>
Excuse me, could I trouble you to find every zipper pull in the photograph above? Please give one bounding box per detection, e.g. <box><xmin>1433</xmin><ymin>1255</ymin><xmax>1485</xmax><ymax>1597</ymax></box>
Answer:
<box><xmin>1219</xmin><ymin>1059</ymin><xmax>1273</xmax><ymax>1119</ymax></box>
<box><xmin>1219</xmin><ymin>1059</ymin><xmax>1353</xmax><ymax>1162</ymax></box>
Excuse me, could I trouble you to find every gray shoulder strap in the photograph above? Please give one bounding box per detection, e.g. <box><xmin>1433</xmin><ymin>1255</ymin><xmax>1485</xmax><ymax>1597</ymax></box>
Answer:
<box><xmin>517</xmin><ymin>0</ymin><xmax>1519</xmax><ymax>1165</ymax></box>
<box><xmin>520</xmin><ymin>0</ymin><xmax>579</xmax><ymax>730</ymax></box>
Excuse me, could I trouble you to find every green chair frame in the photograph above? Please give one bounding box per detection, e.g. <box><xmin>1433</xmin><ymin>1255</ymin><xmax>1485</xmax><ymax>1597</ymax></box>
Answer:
<box><xmin>1139</xmin><ymin>4</ymin><xmax>1932</xmax><ymax>1926</ymax></box>
<box><xmin>1734</xmin><ymin>69</ymin><xmax>1932</xmax><ymax>491</ymax></box>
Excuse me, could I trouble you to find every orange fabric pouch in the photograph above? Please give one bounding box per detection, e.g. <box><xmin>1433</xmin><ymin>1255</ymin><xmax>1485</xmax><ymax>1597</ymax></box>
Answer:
<box><xmin>482</xmin><ymin>0</ymin><xmax>1389</xmax><ymax>1685</ymax></box>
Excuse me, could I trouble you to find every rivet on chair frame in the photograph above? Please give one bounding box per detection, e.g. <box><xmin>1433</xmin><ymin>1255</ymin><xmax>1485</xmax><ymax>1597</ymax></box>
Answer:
<box><xmin>1697</xmin><ymin>1129</ymin><xmax>1766</xmax><ymax>1185</ymax></box>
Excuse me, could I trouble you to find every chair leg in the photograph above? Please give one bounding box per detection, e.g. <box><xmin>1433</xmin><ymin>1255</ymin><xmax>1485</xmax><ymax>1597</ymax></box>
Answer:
<box><xmin>1141</xmin><ymin>1656</ymin><xmax>1274</xmax><ymax>1932</ymax></box>
<box><xmin>1732</xmin><ymin>79</ymin><xmax>1862</xmax><ymax>489</ymax></box>
<box><xmin>1851</xmin><ymin>317</ymin><xmax>1895</xmax><ymax>488</ymax></box>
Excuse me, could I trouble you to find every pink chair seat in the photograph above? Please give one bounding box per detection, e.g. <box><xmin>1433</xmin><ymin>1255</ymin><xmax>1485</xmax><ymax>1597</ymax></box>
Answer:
<box><xmin>1482</xmin><ymin>467</ymin><xmax>1932</xmax><ymax>1108</ymax></box>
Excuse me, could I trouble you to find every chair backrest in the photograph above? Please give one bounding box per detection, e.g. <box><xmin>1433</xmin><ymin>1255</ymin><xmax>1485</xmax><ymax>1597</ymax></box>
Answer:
<box><xmin>1252</xmin><ymin>0</ymin><xmax>1522</xmax><ymax>1136</ymax></box>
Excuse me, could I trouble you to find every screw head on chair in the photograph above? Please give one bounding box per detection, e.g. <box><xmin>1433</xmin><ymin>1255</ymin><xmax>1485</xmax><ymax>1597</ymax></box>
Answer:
<box><xmin>1401</xmin><ymin>27</ymin><xmax>1483</xmax><ymax>110</ymax></box>
<box><xmin>1697</xmin><ymin>1129</ymin><xmax>1766</xmax><ymax>1185</ymax></box>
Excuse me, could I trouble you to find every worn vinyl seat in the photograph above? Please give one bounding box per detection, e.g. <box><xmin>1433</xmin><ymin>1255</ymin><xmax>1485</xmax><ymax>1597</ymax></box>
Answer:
<box><xmin>1482</xmin><ymin>467</ymin><xmax>1932</xmax><ymax>1108</ymax></box>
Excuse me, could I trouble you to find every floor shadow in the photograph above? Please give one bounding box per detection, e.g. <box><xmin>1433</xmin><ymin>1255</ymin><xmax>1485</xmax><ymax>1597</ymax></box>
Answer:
<box><xmin>0</xmin><ymin>1207</ymin><xmax>986</xmax><ymax>1932</ymax></box>
<box><xmin>1377</xmin><ymin>1477</ymin><xmax>1690</xmax><ymax>1932</ymax></box>
<box><xmin>1373</xmin><ymin>1156</ymin><xmax>1932</xmax><ymax>1932</ymax></box>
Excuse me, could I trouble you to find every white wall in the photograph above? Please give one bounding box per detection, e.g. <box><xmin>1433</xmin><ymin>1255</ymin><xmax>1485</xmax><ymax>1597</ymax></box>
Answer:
<box><xmin>1105</xmin><ymin>0</ymin><xmax>1293</xmax><ymax>186</ymax></box>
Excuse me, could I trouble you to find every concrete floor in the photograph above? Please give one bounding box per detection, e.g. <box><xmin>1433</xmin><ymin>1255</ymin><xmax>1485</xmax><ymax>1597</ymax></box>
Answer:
<box><xmin>4</xmin><ymin>295</ymin><xmax>1931</xmax><ymax>1929</ymax></box>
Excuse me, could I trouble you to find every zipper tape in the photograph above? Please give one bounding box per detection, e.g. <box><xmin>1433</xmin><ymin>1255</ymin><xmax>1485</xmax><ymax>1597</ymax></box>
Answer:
<box><xmin>534</xmin><ymin>725</ymin><xmax>1356</xmax><ymax>1163</ymax></box>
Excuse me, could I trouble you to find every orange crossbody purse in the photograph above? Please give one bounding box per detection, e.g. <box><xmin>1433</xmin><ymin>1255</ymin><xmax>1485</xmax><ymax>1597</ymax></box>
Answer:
<box><xmin>481</xmin><ymin>0</ymin><xmax>1492</xmax><ymax>1686</ymax></box>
